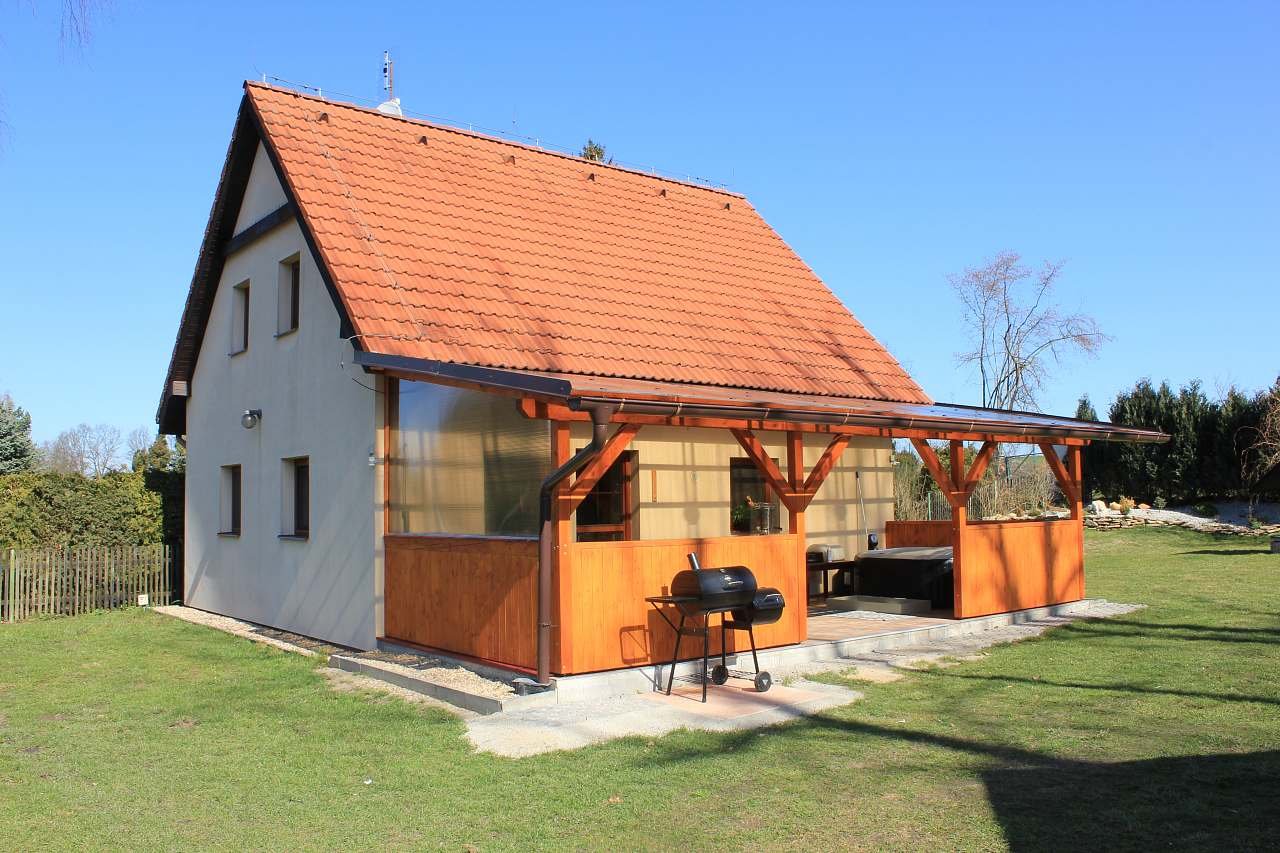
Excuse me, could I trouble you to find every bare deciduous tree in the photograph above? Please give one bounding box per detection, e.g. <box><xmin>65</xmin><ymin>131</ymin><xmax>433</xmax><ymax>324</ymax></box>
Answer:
<box><xmin>952</xmin><ymin>251</ymin><xmax>1109</xmax><ymax>411</ymax></box>
<box><xmin>126</xmin><ymin>426</ymin><xmax>152</xmax><ymax>461</ymax></box>
<box><xmin>1242</xmin><ymin>379</ymin><xmax>1280</xmax><ymax>501</ymax></box>
<box><xmin>40</xmin><ymin>423</ymin><xmax>122</xmax><ymax>477</ymax></box>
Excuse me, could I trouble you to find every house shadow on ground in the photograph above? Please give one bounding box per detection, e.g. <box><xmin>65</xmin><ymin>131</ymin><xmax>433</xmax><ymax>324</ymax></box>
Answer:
<box><xmin>982</xmin><ymin>749</ymin><xmax>1280</xmax><ymax>851</ymax></box>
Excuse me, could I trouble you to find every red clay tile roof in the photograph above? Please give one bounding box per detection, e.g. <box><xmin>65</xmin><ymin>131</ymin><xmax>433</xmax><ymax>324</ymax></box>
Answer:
<box><xmin>246</xmin><ymin>82</ymin><xmax>930</xmax><ymax>404</ymax></box>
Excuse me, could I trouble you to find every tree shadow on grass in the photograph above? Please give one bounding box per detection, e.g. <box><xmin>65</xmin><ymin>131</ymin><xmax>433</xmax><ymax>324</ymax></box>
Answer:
<box><xmin>931</xmin><ymin>670</ymin><xmax>1280</xmax><ymax>707</ymax></box>
<box><xmin>1052</xmin><ymin>620</ymin><xmax>1280</xmax><ymax>645</ymax></box>
<box><xmin>984</xmin><ymin>750</ymin><xmax>1280</xmax><ymax>852</ymax></box>
<box><xmin>643</xmin><ymin>716</ymin><xmax>1280</xmax><ymax>851</ymax></box>
<box><xmin>1178</xmin><ymin>548</ymin><xmax>1275</xmax><ymax>556</ymax></box>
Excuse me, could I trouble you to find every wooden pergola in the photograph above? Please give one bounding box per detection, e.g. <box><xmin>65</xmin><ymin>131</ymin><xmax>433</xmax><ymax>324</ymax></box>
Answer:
<box><xmin>365</xmin><ymin>353</ymin><xmax>1166</xmax><ymax>678</ymax></box>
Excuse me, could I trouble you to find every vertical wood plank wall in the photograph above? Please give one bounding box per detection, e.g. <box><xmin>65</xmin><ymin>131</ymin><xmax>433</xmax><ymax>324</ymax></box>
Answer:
<box><xmin>556</xmin><ymin>534</ymin><xmax>805</xmax><ymax>675</ymax></box>
<box><xmin>954</xmin><ymin>520</ymin><xmax>1084</xmax><ymax>618</ymax></box>
<box><xmin>383</xmin><ymin>535</ymin><xmax>539</xmax><ymax>671</ymax></box>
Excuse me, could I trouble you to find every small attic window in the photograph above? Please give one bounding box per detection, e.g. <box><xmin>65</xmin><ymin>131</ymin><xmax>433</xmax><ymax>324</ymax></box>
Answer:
<box><xmin>277</xmin><ymin>255</ymin><xmax>300</xmax><ymax>336</ymax></box>
<box><xmin>230</xmin><ymin>280</ymin><xmax>250</xmax><ymax>355</ymax></box>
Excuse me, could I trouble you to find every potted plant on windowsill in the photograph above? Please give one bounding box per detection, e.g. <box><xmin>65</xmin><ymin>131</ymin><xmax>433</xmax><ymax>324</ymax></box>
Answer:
<box><xmin>731</xmin><ymin>499</ymin><xmax>753</xmax><ymax>535</ymax></box>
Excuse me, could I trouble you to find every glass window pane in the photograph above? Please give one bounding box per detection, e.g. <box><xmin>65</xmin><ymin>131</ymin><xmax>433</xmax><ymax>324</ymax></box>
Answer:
<box><xmin>391</xmin><ymin>381</ymin><xmax>550</xmax><ymax>536</ymax></box>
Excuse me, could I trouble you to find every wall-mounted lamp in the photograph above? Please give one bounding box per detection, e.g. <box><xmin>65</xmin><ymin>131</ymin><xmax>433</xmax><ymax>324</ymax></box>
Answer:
<box><xmin>368</xmin><ymin>446</ymin><xmax>377</xmax><ymax>467</ymax></box>
<box><xmin>241</xmin><ymin>409</ymin><xmax>263</xmax><ymax>430</ymax></box>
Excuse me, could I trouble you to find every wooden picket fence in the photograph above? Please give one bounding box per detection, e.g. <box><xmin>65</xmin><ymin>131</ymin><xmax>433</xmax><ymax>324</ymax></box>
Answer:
<box><xmin>1</xmin><ymin>544</ymin><xmax>172</xmax><ymax>623</ymax></box>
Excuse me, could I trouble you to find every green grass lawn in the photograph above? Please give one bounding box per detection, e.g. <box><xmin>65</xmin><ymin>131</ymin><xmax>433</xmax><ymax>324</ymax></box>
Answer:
<box><xmin>2</xmin><ymin>528</ymin><xmax>1278</xmax><ymax>851</ymax></box>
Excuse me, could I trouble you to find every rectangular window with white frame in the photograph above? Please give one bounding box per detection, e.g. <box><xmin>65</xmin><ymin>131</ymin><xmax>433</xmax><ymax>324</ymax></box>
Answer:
<box><xmin>281</xmin><ymin>456</ymin><xmax>310</xmax><ymax>538</ymax></box>
<box><xmin>220</xmin><ymin>464</ymin><xmax>242</xmax><ymax>535</ymax></box>
<box><xmin>277</xmin><ymin>255</ymin><xmax>300</xmax><ymax>336</ymax></box>
<box><xmin>230</xmin><ymin>280</ymin><xmax>250</xmax><ymax>354</ymax></box>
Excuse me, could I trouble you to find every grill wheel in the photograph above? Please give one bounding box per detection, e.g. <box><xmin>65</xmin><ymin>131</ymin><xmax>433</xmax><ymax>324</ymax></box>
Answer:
<box><xmin>710</xmin><ymin>664</ymin><xmax>729</xmax><ymax>685</ymax></box>
<box><xmin>754</xmin><ymin>671</ymin><xmax>773</xmax><ymax>692</ymax></box>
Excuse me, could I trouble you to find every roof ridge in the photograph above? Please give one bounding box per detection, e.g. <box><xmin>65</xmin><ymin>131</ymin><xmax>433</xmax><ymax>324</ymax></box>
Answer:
<box><xmin>243</xmin><ymin>80</ymin><xmax>746</xmax><ymax>199</ymax></box>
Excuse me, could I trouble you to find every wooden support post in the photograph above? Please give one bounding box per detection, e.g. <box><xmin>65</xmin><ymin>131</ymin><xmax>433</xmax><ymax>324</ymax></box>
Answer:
<box><xmin>1067</xmin><ymin>444</ymin><xmax>1086</xmax><ymax>600</ymax></box>
<box><xmin>786</xmin><ymin>431</ymin><xmax>804</xmax><ymax>533</ymax></box>
<box><xmin>551</xmin><ymin>421</ymin><xmax>572</xmax><ymax>673</ymax></box>
<box><xmin>950</xmin><ymin>440</ymin><xmax>967</xmax><ymax>617</ymax></box>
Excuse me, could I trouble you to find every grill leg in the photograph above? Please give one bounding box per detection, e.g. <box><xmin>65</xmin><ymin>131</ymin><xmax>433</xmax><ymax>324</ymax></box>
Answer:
<box><xmin>720</xmin><ymin>618</ymin><xmax>727</xmax><ymax>669</ymax></box>
<box><xmin>666</xmin><ymin>613</ymin><xmax>684</xmax><ymax>695</ymax></box>
<box><xmin>701</xmin><ymin>615</ymin><xmax>710</xmax><ymax>703</ymax></box>
<box><xmin>747</xmin><ymin>623</ymin><xmax>760</xmax><ymax>674</ymax></box>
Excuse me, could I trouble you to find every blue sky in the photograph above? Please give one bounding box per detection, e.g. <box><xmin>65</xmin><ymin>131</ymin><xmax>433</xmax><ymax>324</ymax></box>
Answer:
<box><xmin>1</xmin><ymin>1</ymin><xmax>1276</xmax><ymax>444</ymax></box>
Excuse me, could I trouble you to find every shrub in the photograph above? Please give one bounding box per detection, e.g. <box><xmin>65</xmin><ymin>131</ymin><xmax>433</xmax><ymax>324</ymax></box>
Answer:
<box><xmin>0</xmin><ymin>470</ymin><xmax>174</xmax><ymax>548</ymax></box>
<box><xmin>1118</xmin><ymin>496</ymin><xmax>1135</xmax><ymax>515</ymax></box>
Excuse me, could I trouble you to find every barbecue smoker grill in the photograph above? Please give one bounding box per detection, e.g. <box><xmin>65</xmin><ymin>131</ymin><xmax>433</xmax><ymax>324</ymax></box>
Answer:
<box><xmin>645</xmin><ymin>554</ymin><xmax>786</xmax><ymax>702</ymax></box>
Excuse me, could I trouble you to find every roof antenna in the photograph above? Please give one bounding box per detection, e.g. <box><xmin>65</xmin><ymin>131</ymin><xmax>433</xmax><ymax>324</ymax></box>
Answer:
<box><xmin>377</xmin><ymin>50</ymin><xmax>403</xmax><ymax>116</ymax></box>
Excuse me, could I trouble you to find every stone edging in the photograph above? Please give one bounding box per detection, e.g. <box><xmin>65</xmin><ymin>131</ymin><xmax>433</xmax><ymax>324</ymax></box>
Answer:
<box><xmin>1084</xmin><ymin>515</ymin><xmax>1280</xmax><ymax>537</ymax></box>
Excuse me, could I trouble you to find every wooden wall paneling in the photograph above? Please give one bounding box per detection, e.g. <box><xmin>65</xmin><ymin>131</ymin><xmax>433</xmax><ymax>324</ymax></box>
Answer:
<box><xmin>955</xmin><ymin>520</ymin><xmax>1084</xmax><ymax>618</ymax></box>
<box><xmin>383</xmin><ymin>535</ymin><xmax>540</xmax><ymax>671</ymax></box>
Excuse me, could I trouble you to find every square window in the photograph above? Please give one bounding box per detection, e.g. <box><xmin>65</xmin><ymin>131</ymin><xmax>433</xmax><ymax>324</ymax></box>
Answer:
<box><xmin>220</xmin><ymin>465</ymin><xmax>242</xmax><ymax>535</ymax></box>
<box><xmin>729</xmin><ymin>457</ymin><xmax>781</xmax><ymax>534</ymax></box>
<box><xmin>277</xmin><ymin>256</ymin><xmax>300</xmax><ymax>335</ymax></box>
<box><xmin>282</xmin><ymin>456</ymin><xmax>309</xmax><ymax>538</ymax></box>
<box><xmin>231</xmin><ymin>280</ymin><xmax>250</xmax><ymax>354</ymax></box>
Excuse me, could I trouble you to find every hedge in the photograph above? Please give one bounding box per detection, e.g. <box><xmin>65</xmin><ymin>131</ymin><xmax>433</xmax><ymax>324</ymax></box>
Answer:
<box><xmin>0</xmin><ymin>469</ymin><xmax>182</xmax><ymax>549</ymax></box>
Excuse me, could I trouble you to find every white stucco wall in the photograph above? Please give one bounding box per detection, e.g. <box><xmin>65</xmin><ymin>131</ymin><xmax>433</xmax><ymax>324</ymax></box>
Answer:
<box><xmin>184</xmin><ymin>148</ymin><xmax>380</xmax><ymax>649</ymax></box>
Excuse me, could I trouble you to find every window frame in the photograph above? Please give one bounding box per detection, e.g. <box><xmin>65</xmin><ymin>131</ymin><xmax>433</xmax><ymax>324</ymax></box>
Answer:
<box><xmin>729</xmin><ymin>456</ymin><xmax>782</xmax><ymax>535</ymax></box>
<box><xmin>230</xmin><ymin>280</ymin><xmax>250</xmax><ymax>355</ymax></box>
<box><xmin>575</xmin><ymin>449</ymin><xmax>638</xmax><ymax>542</ymax></box>
<box><xmin>219</xmin><ymin>464</ymin><xmax>242</xmax><ymax>536</ymax></box>
<box><xmin>280</xmin><ymin>456</ymin><xmax>310</xmax><ymax>540</ymax></box>
<box><xmin>276</xmin><ymin>255</ymin><xmax>301</xmax><ymax>337</ymax></box>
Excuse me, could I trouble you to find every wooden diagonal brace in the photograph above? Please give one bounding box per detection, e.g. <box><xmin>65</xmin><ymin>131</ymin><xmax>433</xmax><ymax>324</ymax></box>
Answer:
<box><xmin>730</xmin><ymin>428</ymin><xmax>803</xmax><ymax>512</ymax></box>
<box><xmin>801</xmin><ymin>434</ymin><xmax>852</xmax><ymax>499</ymax></box>
<box><xmin>562</xmin><ymin>424</ymin><xmax>642</xmax><ymax>508</ymax></box>
<box><xmin>961</xmin><ymin>440</ymin><xmax>997</xmax><ymax>498</ymax></box>
<box><xmin>1038</xmin><ymin>441</ymin><xmax>1081</xmax><ymax>507</ymax></box>
<box><xmin>912</xmin><ymin>438</ymin><xmax>965</xmax><ymax>508</ymax></box>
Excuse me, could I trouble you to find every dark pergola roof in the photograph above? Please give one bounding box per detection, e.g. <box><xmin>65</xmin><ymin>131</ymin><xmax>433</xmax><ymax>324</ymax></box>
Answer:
<box><xmin>355</xmin><ymin>352</ymin><xmax>1168</xmax><ymax>444</ymax></box>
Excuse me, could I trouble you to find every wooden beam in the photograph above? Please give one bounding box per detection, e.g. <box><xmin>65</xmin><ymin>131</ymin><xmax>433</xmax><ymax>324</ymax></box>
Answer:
<box><xmin>1038</xmin><ymin>442</ymin><xmax>1081</xmax><ymax>507</ymax></box>
<box><xmin>223</xmin><ymin>202</ymin><xmax>294</xmax><ymax>257</ymax></box>
<box><xmin>565</xmin><ymin>425</ymin><xmax>642</xmax><ymax>505</ymax></box>
<box><xmin>730</xmin><ymin>428</ymin><xmax>803</xmax><ymax>512</ymax></box>
<box><xmin>1066</xmin><ymin>444</ymin><xmax>1084</xmax><ymax>520</ymax></box>
<box><xmin>519</xmin><ymin>400</ymin><xmax>1089</xmax><ymax>445</ymax></box>
<box><xmin>961</xmin><ymin>440</ymin><xmax>997</xmax><ymax>497</ymax></box>
<box><xmin>911</xmin><ymin>439</ymin><xmax>963</xmax><ymax>508</ymax></box>
<box><xmin>801</xmin><ymin>434</ymin><xmax>852</xmax><ymax>498</ymax></box>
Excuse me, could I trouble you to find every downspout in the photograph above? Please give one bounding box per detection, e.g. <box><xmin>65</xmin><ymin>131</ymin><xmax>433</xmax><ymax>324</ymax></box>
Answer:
<box><xmin>517</xmin><ymin>402</ymin><xmax>616</xmax><ymax>691</ymax></box>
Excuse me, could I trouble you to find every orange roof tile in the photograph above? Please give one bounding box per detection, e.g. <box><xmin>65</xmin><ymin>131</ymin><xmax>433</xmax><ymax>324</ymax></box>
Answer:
<box><xmin>247</xmin><ymin>83</ymin><xmax>929</xmax><ymax>404</ymax></box>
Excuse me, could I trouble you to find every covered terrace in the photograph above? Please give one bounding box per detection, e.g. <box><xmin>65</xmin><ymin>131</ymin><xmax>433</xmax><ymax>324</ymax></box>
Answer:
<box><xmin>359</xmin><ymin>352</ymin><xmax>1167</xmax><ymax>688</ymax></box>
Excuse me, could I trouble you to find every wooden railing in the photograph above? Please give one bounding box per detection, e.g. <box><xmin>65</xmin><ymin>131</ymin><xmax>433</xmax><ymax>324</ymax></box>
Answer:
<box><xmin>2</xmin><ymin>544</ymin><xmax>172</xmax><ymax>623</ymax></box>
<box><xmin>556</xmin><ymin>534</ymin><xmax>805</xmax><ymax>675</ymax></box>
<box><xmin>955</xmin><ymin>519</ymin><xmax>1083</xmax><ymax>618</ymax></box>
<box><xmin>383</xmin><ymin>534</ymin><xmax>539</xmax><ymax>671</ymax></box>
<box><xmin>883</xmin><ymin>520</ymin><xmax>953</xmax><ymax>548</ymax></box>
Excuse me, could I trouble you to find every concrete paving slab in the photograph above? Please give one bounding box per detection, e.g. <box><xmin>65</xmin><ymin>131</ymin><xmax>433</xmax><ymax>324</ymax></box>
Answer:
<box><xmin>466</xmin><ymin>679</ymin><xmax>860</xmax><ymax>758</ymax></box>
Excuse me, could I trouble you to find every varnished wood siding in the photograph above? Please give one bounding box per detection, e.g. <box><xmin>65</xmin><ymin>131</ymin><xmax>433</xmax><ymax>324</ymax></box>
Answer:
<box><xmin>383</xmin><ymin>535</ymin><xmax>538</xmax><ymax>670</ymax></box>
<box><xmin>557</xmin><ymin>534</ymin><xmax>805</xmax><ymax>675</ymax></box>
<box><xmin>883</xmin><ymin>520</ymin><xmax>954</xmax><ymax>548</ymax></box>
<box><xmin>955</xmin><ymin>520</ymin><xmax>1084</xmax><ymax>618</ymax></box>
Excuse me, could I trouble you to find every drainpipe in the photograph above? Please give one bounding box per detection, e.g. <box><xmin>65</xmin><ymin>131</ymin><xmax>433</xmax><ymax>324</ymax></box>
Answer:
<box><xmin>518</xmin><ymin>402</ymin><xmax>616</xmax><ymax>691</ymax></box>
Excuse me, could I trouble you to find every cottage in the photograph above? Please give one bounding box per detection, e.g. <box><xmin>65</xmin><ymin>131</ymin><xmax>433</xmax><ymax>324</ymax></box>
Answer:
<box><xmin>158</xmin><ymin>83</ymin><xmax>1163</xmax><ymax>687</ymax></box>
